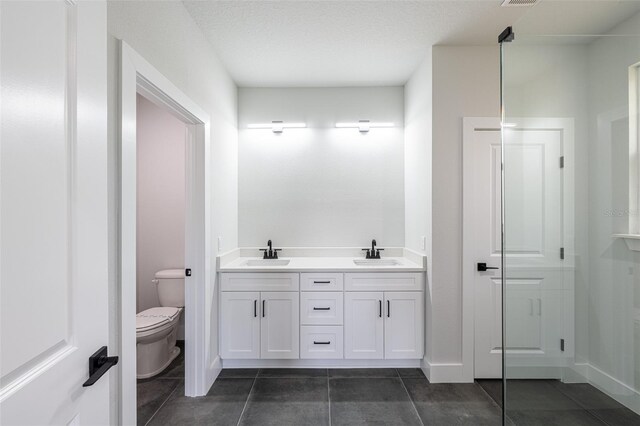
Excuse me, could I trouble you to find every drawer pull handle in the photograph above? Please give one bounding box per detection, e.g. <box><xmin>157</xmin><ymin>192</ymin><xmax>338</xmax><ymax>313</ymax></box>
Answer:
<box><xmin>313</xmin><ymin>281</ymin><xmax>331</xmax><ymax>284</ymax></box>
<box><xmin>313</xmin><ymin>307</ymin><xmax>331</xmax><ymax>311</ymax></box>
<box><xmin>313</xmin><ymin>341</ymin><xmax>331</xmax><ymax>345</ymax></box>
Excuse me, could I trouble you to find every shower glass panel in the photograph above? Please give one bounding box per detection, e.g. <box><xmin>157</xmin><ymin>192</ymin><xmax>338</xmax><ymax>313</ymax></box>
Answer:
<box><xmin>502</xmin><ymin>5</ymin><xmax>640</xmax><ymax>424</ymax></box>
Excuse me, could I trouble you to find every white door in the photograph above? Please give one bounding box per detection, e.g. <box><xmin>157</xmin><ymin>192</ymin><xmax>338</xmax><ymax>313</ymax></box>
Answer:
<box><xmin>1</xmin><ymin>1</ymin><xmax>110</xmax><ymax>424</ymax></box>
<box><xmin>465</xmin><ymin>118</ymin><xmax>565</xmax><ymax>378</ymax></box>
<box><xmin>261</xmin><ymin>292</ymin><xmax>299</xmax><ymax>359</ymax></box>
<box><xmin>344</xmin><ymin>292</ymin><xmax>384</xmax><ymax>359</ymax></box>
<box><xmin>220</xmin><ymin>292</ymin><xmax>260</xmax><ymax>359</ymax></box>
<box><xmin>384</xmin><ymin>292</ymin><xmax>423</xmax><ymax>359</ymax></box>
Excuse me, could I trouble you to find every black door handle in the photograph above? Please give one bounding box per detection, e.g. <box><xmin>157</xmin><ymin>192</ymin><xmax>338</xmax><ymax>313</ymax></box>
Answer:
<box><xmin>379</xmin><ymin>300</ymin><xmax>382</xmax><ymax>318</ymax></box>
<box><xmin>262</xmin><ymin>300</ymin><xmax>265</xmax><ymax>317</ymax></box>
<box><xmin>477</xmin><ymin>262</ymin><xmax>499</xmax><ymax>272</ymax></box>
<box><xmin>387</xmin><ymin>300</ymin><xmax>390</xmax><ymax>317</ymax></box>
<box><xmin>254</xmin><ymin>300</ymin><xmax>257</xmax><ymax>317</ymax></box>
<box><xmin>83</xmin><ymin>346</ymin><xmax>118</xmax><ymax>387</ymax></box>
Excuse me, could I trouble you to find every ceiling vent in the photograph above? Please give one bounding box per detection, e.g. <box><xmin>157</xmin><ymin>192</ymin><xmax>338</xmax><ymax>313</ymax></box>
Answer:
<box><xmin>501</xmin><ymin>0</ymin><xmax>539</xmax><ymax>6</ymax></box>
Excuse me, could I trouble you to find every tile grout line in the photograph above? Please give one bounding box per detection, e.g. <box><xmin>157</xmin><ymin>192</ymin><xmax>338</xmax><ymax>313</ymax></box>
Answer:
<box><xmin>474</xmin><ymin>381</ymin><xmax>517</xmax><ymax>425</ymax></box>
<box><xmin>236</xmin><ymin>371</ymin><xmax>259</xmax><ymax>426</ymax></box>
<box><xmin>397</xmin><ymin>369</ymin><xmax>425</xmax><ymax>426</ymax></box>
<box><xmin>327</xmin><ymin>369</ymin><xmax>332</xmax><ymax>426</ymax></box>
<box><xmin>144</xmin><ymin>378</ymin><xmax>182</xmax><ymax>426</ymax></box>
<box><xmin>549</xmin><ymin>382</ymin><xmax>612</xmax><ymax>426</ymax></box>
<box><xmin>475</xmin><ymin>381</ymin><xmax>504</xmax><ymax>410</ymax></box>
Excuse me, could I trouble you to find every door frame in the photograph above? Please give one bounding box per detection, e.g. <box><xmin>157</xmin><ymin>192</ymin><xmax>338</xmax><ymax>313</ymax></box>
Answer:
<box><xmin>119</xmin><ymin>41</ymin><xmax>212</xmax><ymax>424</ymax></box>
<box><xmin>462</xmin><ymin>117</ymin><xmax>575</xmax><ymax>381</ymax></box>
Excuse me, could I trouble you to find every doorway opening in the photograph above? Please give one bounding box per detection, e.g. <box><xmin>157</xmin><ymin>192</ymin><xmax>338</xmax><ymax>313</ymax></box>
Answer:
<box><xmin>119</xmin><ymin>42</ymin><xmax>214</xmax><ymax>426</ymax></box>
<box><xmin>135</xmin><ymin>93</ymin><xmax>187</xmax><ymax>423</ymax></box>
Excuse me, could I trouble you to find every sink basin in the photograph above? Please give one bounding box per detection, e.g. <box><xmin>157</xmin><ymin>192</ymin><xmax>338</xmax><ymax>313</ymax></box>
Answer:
<box><xmin>353</xmin><ymin>259</ymin><xmax>401</xmax><ymax>266</ymax></box>
<box><xmin>244</xmin><ymin>259</ymin><xmax>290</xmax><ymax>266</ymax></box>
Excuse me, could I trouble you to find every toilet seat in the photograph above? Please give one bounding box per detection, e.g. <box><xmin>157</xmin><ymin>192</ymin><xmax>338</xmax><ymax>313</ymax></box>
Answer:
<box><xmin>136</xmin><ymin>307</ymin><xmax>182</xmax><ymax>333</ymax></box>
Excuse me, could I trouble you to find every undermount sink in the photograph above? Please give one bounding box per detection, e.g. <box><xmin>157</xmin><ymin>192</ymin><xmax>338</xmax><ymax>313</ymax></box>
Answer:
<box><xmin>353</xmin><ymin>259</ymin><xmax>401</xmax><ymax>266</ymax></box>
<box><xmin>244</xmin><ymin>259</ymin><xmax>290</xmax><ymax>266</ymax></box>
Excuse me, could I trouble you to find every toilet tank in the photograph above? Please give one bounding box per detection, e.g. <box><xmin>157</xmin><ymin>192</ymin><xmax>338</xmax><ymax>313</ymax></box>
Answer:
<box><xmin>155</xmin><ymin>269</ymin><xmax>185</xmax><ymax>307</ymax></box>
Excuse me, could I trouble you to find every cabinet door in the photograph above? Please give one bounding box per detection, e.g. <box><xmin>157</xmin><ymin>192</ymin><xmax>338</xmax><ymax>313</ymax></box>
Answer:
<box><xmin>344</xmin><ymin>292</ymin><xmax>384</xmax><ymax>359</ymax></box>
<box><xmin>220</xmin><ymin>292</ymin><xmax>260</xmax><ymax>359</ymax></box>
<box><xmin>384</xmin><ymin>292</ymin><xmax>423</xmax><ymax>359</ymax></box>
<box><xmin>261</xmin><ymin>292</ymin><xmax>300</xmax><ymax>359</ymax></box>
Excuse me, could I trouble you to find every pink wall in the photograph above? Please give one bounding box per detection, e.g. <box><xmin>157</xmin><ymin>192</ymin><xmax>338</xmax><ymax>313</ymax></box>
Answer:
<box><xmin>136</xmin><ymin>95</ymin><xmax>186</xmax><ymax>313</ymax></box>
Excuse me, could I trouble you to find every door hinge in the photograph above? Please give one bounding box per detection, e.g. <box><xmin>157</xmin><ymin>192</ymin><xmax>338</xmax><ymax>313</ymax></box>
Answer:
<box><xmin>560</xmin><ymin>248</ymin><xmax>565</xmax><ymax>260</ymax></box>
<box><xmin>185</xmin><ymin>268</ymin><xmax>192</xmax><ymax>277</ymax></box>
<box><xmin>560</xmin><ymin>338</ymin><xmax>565</xmax><ymax>352</ymax></box>
<box><xmin>560</xmin><ymin>156</ymin><xmax>565</xmax><ymax>168</ymax></box>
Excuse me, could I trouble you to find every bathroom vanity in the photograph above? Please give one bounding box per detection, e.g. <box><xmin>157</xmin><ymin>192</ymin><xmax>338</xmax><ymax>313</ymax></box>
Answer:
<box><xmin>216</xmin><ymin>248</ymin><xmax>427</xmax><ymax>368</ymax></box>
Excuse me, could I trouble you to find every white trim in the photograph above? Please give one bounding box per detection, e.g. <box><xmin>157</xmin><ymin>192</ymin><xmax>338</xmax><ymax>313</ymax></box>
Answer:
<box><xmin>222</xmin><ymin>359</ymin><xmax>421</xmax><ymax>369</ymax></box>
<box><xmin>462</xmin><ymin>117</ymin><xmax>575</xmax><ymax>382</ymax></box>
<box><xmin>629</xmin><ymin>61</ymin><xmax>640</xmax><ymax>234</ymax></box>
<box><xmin>119</xmin><ymin>41</ymin><xmax>212</xmax><ymax>425</ymax></box>
<box><xmin>563</xmin><ymin>362</ymin><xmax>640</xmax><ymax>415</ymax></box>
<box><xmin>422</xmin><ymin>361</ymin><xmax>467</xmax><ymax>383</ymax></box>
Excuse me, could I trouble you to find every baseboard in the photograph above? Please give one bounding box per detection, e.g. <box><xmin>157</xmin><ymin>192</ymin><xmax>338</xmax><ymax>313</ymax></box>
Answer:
<box><xmin>221</xmin><ymin>359</ymin><xmax>421</xmax><ymax>369</ymax></box>
<box><xmin>423</xmin><ymin>360</ymin><xmax>470</xmax><ymax>383</ymax></box>
<box><xmin>205</xmin><ymin>356</ymin><xmax>222</xmax><ymax>393</ymax></box>
<box><xmin>585</xmin><ymin>363</ymin><xmax>640</xmax><ymax>414</ymax></box>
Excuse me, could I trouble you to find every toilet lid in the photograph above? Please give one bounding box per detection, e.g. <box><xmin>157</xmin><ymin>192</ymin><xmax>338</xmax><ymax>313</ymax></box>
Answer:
<box><xmin>136</xmin><ymin>307</ymin><xmax>181</xmax><ymax>332</ymax></box>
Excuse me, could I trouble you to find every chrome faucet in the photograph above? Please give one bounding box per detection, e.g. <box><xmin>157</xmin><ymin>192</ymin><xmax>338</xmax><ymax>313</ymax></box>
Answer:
<box><xmin>362</xmin><ymin>239</ymin><xmax>384</xmax><ymax>259</ymax></box>
<box><xmin>260</xmin><ymin>240</ymin><xmax>281</xmax><ymax>259</ymax></box>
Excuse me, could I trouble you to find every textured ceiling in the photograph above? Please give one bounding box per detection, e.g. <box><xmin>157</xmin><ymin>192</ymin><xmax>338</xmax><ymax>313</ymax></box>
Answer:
<box><xmin>182</xmin><ymin>0</ymin><xmax>525</xmax><ymax>87</ymax></box>
<box><xmin>182</xmin><ymin>0</ymin><xmax>640</xmax><ymax>87</ymax></box>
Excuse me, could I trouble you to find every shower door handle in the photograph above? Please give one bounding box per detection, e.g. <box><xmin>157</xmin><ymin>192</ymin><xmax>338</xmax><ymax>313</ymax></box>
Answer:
<box><xmin>477</xmin><ymin>263</ymin><xmax>499</xmax><ymax>272</ymax></box>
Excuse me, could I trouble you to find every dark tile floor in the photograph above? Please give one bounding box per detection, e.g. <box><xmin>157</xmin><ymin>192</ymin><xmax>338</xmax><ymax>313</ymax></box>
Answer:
<box><xmin>140</xmin><ymin>366</ymin><xmax>503</xmax><ymax>425</ymax></box>
<box><xmin>477</xmin><ymin>379</ymin><xmax>640</xmax><ymax>426</ymax></box>
<box><xmin>138</xmin><ymin>352</ymin><xmax>640</xmax><ymax>426</ymax></box>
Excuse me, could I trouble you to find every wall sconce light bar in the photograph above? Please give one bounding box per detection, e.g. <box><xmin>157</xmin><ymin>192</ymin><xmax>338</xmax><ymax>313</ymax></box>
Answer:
<box><xmin>248</xmin><ymin>121</ymin><xmax>306</xmax><ymax>133</ymax></box>
<box><xmin>335</xmin><ymin>120</ymin><xmax>394</xmax><ymax>133</ymax></box>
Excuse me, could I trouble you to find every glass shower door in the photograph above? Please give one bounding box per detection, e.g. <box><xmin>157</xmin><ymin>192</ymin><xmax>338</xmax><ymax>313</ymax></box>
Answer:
<box><xmin>501</xmin><ymin>17</ymin><xmax>640</xmax><ymax>426</ymax></box>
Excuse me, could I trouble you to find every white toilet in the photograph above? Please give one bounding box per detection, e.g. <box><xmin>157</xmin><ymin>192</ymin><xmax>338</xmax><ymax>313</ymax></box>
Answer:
<box><xmin>136</xmin><ymin>269</ymin><xmax>185</xmax><ymax>379</ymax></box>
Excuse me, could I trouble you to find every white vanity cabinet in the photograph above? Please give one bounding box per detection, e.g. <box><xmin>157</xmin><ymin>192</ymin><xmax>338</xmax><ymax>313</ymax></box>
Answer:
<box><xmin>344</xmin><ymin>273</ymin><xmax>424</xmax><ymax>360</ymax></box>
<box><xmin>344</xmin><ymin>292</ymin><xmax>384</xmax><ymax>359</ymax></box>
<box><xmin>384</xmin><ymin>292</ymin><xmax>423</xmax><ymax>359</ymax></box>
<box><xmin>219</xmin><ymin>270</ymin><xmax>424</xmax><ymax>363</ymax></box>
<box><xmin>220</xmin><ymin>273</ymin><xmax>299</xmax><ymax>360</ymax></box>
<box><xmin>261</xmin><ymin>292</ymin><xmax>299</xmax><ymax>359</ymax></box>
<box><xmin>220</xmin><ymin>291</ymin><xmax>260</xmax><ymax>359</ymax></box>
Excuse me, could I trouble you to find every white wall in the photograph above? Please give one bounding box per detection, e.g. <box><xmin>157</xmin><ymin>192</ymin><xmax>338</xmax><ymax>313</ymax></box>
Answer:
<box><xmin>238</xmin><ymin>87</ymin><xmax>405</xmax><ymax>248</ymax></box>
<box><xmin>404</xmin><ymin>52</ymin><xmax>433</xmax><ymax>363</ymax></box>
<box><xmin>106</xmin><ymin>0</ymin><xmax>238</xmax><ymax>413</ymax></box>
<box><xmin>431</xmin><ymin>46</ymin><xmax>500</xmax><ymax>367</ymax></box>
<box><xmin>584</xmin><ymin>13</ymin><xmax>640</xmax><ymax>402</ymax></box>
<box><xmin>136</xmin><ymin>95</ymin><xmax>186</xmax><ymax>313</ymax></box>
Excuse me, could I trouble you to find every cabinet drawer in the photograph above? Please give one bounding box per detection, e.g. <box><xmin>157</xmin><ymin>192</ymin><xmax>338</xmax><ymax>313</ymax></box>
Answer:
<box><xmin>344</xmin><ymin>273</ymin><xmax>424</xmax><ymax>291</ymax></box>
<box><xmin>300</xmin><ymin>326</ymin><xmax>344</xmax><ymax>359</ymax></box>
<box><xmin>300</xmin><ymin>292</ymin><xmax>343</xmax><ymax>325</ymax></box>
<box><xmin>221</xmin><ymin>273</ymin><xmax>299</xmax><ymax>292</ymax></box>
<box><xmin>300</xmin><ymin>273</ymin><xmax>343</xmax><ymax>291</ymax></box>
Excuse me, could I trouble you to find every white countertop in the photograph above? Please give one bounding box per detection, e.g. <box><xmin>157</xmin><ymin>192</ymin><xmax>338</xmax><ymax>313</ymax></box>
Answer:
<box><xmin>216</xmin><ymin>247</ymin><xmax>427</xmax><ymax>273</ymax></box>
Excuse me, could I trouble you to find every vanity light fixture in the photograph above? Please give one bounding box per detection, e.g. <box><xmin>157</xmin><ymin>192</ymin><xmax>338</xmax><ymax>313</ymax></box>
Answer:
<box><xmin>335</xmin><ymin>120</ymin><xmax>394</xmax><ymax>133</ymax></box>
<box><xmin>247</xmin><ymin>121</ymin><xmax>306</xmax><ymax>133</ymax></box>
